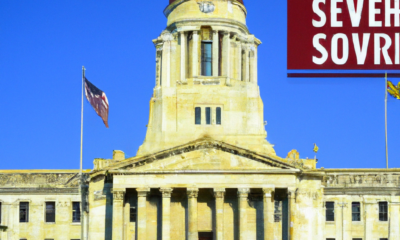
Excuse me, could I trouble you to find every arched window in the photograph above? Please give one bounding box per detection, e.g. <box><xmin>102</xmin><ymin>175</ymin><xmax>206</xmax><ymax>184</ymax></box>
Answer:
<box><xmin>216</xmin><ymin>107</ymin><xmax>221</xmax><ymax>125</ymax></box>
<box><xmin>195</xmin><ymin>107</ymin><xmax>201</xmax><ymax>125</ymax></box>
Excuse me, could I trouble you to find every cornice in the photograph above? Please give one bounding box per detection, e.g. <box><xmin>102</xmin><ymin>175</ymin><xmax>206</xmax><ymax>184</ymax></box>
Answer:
<box><xmin>0</xmin><ymin>188</ymin><xmax>80</xmax><ymax>195</ymax></box>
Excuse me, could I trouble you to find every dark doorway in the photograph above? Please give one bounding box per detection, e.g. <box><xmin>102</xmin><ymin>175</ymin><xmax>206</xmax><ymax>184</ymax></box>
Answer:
<box><xmin>199</xmin><ymin>232</ymin><xmax>213</xmax><ymax>240</ymax></box>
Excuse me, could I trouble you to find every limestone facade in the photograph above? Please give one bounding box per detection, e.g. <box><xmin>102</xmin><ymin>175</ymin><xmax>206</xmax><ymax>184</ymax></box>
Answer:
<box><xmin>1</xmin><ymin>1</ymin><xmax>399</xmax><ymax>240</ymax></box>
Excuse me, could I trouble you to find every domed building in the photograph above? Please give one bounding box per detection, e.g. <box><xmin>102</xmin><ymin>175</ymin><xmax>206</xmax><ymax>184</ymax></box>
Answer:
<box><xmin>1</xmin><ymin>1</ymin><xmax>400</xmax><ymax>240</ymax></box>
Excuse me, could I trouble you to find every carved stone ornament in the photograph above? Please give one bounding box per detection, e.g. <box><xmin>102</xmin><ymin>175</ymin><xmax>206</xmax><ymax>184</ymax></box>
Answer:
<box><xmin>237</xmin><ymin>188</ymin><xmax>250</xmax><ymax>198</ymax></box>
<box><xmin>136</xmin><ymin>188</ymin><xmax>150</xmax><ymax>197</ymax></box>
<box><xmin>263</xmin><ymin>188</ymin><xmax>274</xmax><ymax>198</ymax></box>
<box><xmin>187</xmin><ymin>188</ymin><xmax>199</xmax><ymax>198</ymax></box>
<box><xmin>214</xmin><ymin>188</ymin><xmax>226</xmax><ymax>198</ymax></box>
<box><xmin>112</xmin><ymin>189</ymin><xmax>125</xmax><ymax>201</ymax></box>
<box><xmin>57</xmin><ymin>201</ymin><xmax>70</xmax><ymax>208</ymax></box>
<box><xmin>198</xmin><ymin>1</ymin><xmax>215</xmax><ymax>13</ymax></box>
<box><xmin>160</xmin><ymin>188</ymin><xmax>173</xmax><ymax>198</ymax></box>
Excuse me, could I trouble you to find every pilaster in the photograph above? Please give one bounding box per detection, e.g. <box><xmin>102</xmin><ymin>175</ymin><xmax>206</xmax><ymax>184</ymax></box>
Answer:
<box><xmin>192</xmin><ymin>31</ymin><xmax>199</xmax><ymax>77</ymax></box>
<box><xmin>212</xmin><ymin>30</ymin><xmax>219</xmax><ymax>77</ymax></box>
<box><xmin>214</xmin><ymin>188</ymin><xmax>225</xmax><ymax>240</ymax></box>
<box><xmin>187</xmin><ymin>188</ymin><xmax>199</xmax><ymax>240</ymax></box>
<box><xmin>244</xmin><ymin>45</ymin><xmax>250</xmax><ymax>82</ymax></box>
<box><xmin>288</xmin><ymin>188</ymin><xmax>296</xmax><ymax>240</ymax></box>
<box><xmin>137</xmin><ymin>188</ymin><xmax>150</xmax><ymax>240</ymax></box>
<box><xmin>160</xmin><ymin>188</ymin><xmax>173</xmax><ymax>240</ymax></box>
<box><xmin>263</xmin><ymin>188</ymin><xmax>274</xmax><ymax>240</ymax></box>
<box><xmin>364</xmin><ymin>199</ymin><xmax>374</xmax><ymax>240</ymax></box>
<box><xmin>112</xmin><ymin>188</ymin><xmax>126</xmax><ymax>240</ymax></box>
<box><xmin>238</xmin><ymin>188</ymin><xmax>250</xmax><ymax>240</ymax></box>
<box><xmin>390</xmin><ymin>194</ymin><xmax>400</xmax><ymax>240</ymax></box>
<box><xmin>222</xmin><ymin>32</ymin><xmax>231</xmax><ymax>83</ymax></box>
<box><xmin>237</xmin><ymin>39</ymin><xmax>242</xmax><ymax>80</ymax></box>
<box><xmin>180</xmin><ymin>32</ymin><xmax>186</xmax><ymax>83</ymax></box>
<box><xmin>342</xmin><ymin>197</ymin><xmax>352</xmax><ymax>240</ymax></box>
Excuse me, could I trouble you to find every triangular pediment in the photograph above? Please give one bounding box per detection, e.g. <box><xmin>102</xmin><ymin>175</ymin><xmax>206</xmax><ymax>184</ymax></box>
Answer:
<box><xmin>102</xmin><ymin>139</ymin><xmax>299</xmax><ymax>172</ymax></box>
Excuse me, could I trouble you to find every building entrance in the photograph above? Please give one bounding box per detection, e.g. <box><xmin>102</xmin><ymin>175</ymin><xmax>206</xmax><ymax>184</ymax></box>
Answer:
<box><xmin>199</xmin><ymin>232</ymin><xmax>213</xmax><ymax>240</ymax></box>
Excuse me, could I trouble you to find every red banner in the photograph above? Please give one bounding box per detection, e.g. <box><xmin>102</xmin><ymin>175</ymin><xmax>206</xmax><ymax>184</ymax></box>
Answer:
<box><xmin>288</xmin><ymin>0</ymin><xmax>400</xmax><ymax>70</ymax></box>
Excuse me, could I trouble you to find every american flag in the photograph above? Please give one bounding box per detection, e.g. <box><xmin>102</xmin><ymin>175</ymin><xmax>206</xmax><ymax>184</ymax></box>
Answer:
<box><xmin>84</xmin><ymin>78</ymin><xmax>109</xmax><ymax>128</ymax></box>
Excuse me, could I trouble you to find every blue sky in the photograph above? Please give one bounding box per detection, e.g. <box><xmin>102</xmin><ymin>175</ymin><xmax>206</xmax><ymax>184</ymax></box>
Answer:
<box><xmin>0</xmin><ymin>0</ymin><xmax>399</xmax><ymax>170</ymax></box>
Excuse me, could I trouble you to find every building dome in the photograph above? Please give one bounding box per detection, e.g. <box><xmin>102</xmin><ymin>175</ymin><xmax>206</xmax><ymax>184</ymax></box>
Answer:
<box><xmin>169</xmin><ymin>0</ymin><xmax>244</xmax><ymax>5</ymax></box>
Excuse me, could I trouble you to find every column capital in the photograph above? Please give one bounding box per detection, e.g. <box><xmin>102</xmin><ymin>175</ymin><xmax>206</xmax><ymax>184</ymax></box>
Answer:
<box><xmin>187</xmin><ymin>188</ymin><xmax>199</xmax><ymax>198</ymax></box>
<box><xmin>160</xmin><ymin>188</ymin><xmax>173</xmax><ymax>198</ymax></box>
<box><xmin>223</xmin><ymin>31</ymin><xmax>230</xmax><ymax>36</ymax></box>
<box><xmin>112</xmin><ymin>188</ymin><xmax>126</xmax><ymax>201</ymax></box>
<box><xmin>212</xmin><ymin>29</ymin><xmax>219</xmax><ymax>34</ymax></box>
<box><xmin>238</xmin><ymin>188</ymin><xmax>250</xmax><ymax>198</ymax></box>
<box><xmin>136</xmin><ymin>187</ymin><xmax>150</xmax><ymax>197</ymax></box>
<box><xmin>214</xmin><ymin>188</ymin><xmax>226</xmax><ymax>198</ymax></box>
<box><xmin>193</xmin><ymin>30</ymin><xmax>200</xmax><ymax>35</ymax></box>
<box><xmin>263</xmin><ymin>188</ymin><xmax>274</xmax><ymax>198</ymax></box>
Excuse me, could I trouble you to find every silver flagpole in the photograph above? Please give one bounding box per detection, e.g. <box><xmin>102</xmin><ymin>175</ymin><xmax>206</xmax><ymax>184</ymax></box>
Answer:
<box><xmin>80</xmin><ymin>66</ymin><xmax>85</xmax><ymax>240</ymax></box>
<box><xmin>385</xmin><ymin>72</ymin><xmax>388</xmax><ymax>169</ymax></box>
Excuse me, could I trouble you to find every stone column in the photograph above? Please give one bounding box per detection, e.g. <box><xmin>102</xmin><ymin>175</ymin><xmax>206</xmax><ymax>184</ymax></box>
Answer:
<box><xmin>253</xmin><ymin>45</ymin><xmax>258</xmax><ymax>84</ymax></box>
<box><xmin>187</xmin><ymin>188</ymin><xmax>199</xmax><ymax>240</ymax></box>
<box><xmin>112</xmin><ymin>188</ymin><xmax>126</xmax><ymax>240</ymax></box>
<box><xmin>390</xmin><ymin>194</ymin><xmax>400</xmax><ymax>240</ymax></box>
<box><xmin>214</xmin><ymin>188</ymin><xmax>225</xmax><ymax>240</ymax></box>
<box><xmin>137</xmin><ymin>188</ymin><xmax>150</xmax><ymax>240</ymax></box>
<box><xmin>222</xmin><ymin>32</ymin><xmax>231</xmax><ymax>81</ymax></box>
<box><xmin>180</xmin><ymin>32</ymin><xmax>186</xmax><ymax>83</ymax></box>
<box><xmin>263</xmin><ymin>188</ymin><xmax>274</xmax><ymax>240</ymax></box>
<box><xmin>237</xmin><ymin>39</ymin><xmax>242</xmax><ymax>81</ymax></box>
<box><xmin>244</xmin><ymin>45</ymin><xmax>250</xmax><ymax>82</ymax></box>
<box><xmin>212</xmin><ymin>30</ymin><xmax>219</xmax><ymax>77</ymax></box>
<box><xmin>288</xmin><ymin>188</ymin><xmax>296</xmax><ymax>240</ymax></box>
<box><xmin>160</xmin><ymin>188</ymin><xmax>173</xmax><ymax>240</ymax></box>
<box><xmin>192</xmin><ymin>31</ymin><xmax>199</xmax><ymax>77</ymax></box>
<box><xmin>238</xmin><ymin>188</ymin><xmax>250</xmax><ymax>240</ymax></box>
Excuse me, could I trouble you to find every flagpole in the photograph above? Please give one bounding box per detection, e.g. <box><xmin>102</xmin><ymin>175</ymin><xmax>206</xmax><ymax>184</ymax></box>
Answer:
<box><xmin>385</xmin><ymin>72</ymin><xmax>388</xmax><ymax>169</ymax></box>
<box><xmin>80</xmin><ymin>66</ymin><xmax>85</xmax><ymax>240</ymax></box>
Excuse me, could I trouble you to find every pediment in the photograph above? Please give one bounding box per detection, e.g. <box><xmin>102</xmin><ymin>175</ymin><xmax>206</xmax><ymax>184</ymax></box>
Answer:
<box><xmin>103</xmin><ymin>139</ymin><xmax>299</xmax><ymax>172</ymax></box>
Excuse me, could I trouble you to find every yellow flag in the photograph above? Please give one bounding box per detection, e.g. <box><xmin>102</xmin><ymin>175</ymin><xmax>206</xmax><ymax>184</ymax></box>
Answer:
<box><xmin>313</xmin><ymin>143</ymin><xmax>319</xmax><ymax>153</ymax></box>
<box><xmin>387</xmin><ymin>80</ymin><xmax>400</xmax><ymax>100</ymax></box>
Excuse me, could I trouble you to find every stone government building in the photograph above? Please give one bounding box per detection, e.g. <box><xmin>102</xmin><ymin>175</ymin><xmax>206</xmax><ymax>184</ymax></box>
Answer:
<box><xmin>1</xmin><ymin>0</ymin><xmax>400</xmax><ymax>240</ymax></box>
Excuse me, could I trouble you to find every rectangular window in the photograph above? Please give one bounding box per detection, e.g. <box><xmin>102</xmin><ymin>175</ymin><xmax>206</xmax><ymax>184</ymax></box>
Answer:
<box><xmin>380</xmin><ymin>239</ymin><xmax>388</xmax><ymax>240</ymax></box>
<box><xmin>72</xmin><ymin>202</ymin><xmax>81</xmax><ymax>223</ymax></box>
<box><xmin>379</xmin><ymin>202</ymin><xmax>388</xmax><ymax>221</ymax></box>
<box><xmin>326</xmin><ymin>202</ymin><xmax>335</xmax><ymax>221</ymax></box>
<box><xmin>195</xmin><ymin>107</ymin><xmax>201</xmax><ymax>125</ymax></box>
<box><xmin>0</xmin><ymin>202</ymin><xmax>2</xmax><ymax>224</ymax></box>
<box><xmin>45</xmin><ymin>202</ymin><xmax>56</xmax><ymax>223</ymax></box>
<box><xmin>352</xmin><ymin>202</ymin><xmax>361</xmax><ymax>221</ymax></box>
<box><xmin>353</xmin><ymin>239</ymin><xmax>362</xmax><ymax>240</ymax></box>
<box><xmin>19</xmin><ymin>202</ymin><xmax>29</xmax><ymax>222</ymax></box>
<box><xmin>205</xmin><ymin>107</ymin><xmax>211</xmax><ymax>125</ymax></box>
<box><xmin>201</xmin><ymin>42</ymin><xmax>212</xmax><ymax>76</ymax></box>
<box><xmin>327</xmin><ymin>239</ymin><xmax>336</xmax><ymax>240</ymax></box>
<box><xmin>216</xmin><ymin>107</ymin><xmax>221</xmax><ymax>125</ymax></box>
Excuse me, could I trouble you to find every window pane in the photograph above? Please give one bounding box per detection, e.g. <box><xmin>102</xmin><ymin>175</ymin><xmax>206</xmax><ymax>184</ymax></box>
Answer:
<box><xmin>201</xmin><ymin>42</ymin><xmax>212</xmax><ymax>76</ymax></box>
<box><xmin>352</xmin><ymin>202</ymin><xmax>360</xmax><ymax>221</ymax></box>
<box><xmin>195</xmin><ymin>107</ymin><xmax>201</xmax><ymax>125</ymax></box>
<box><xmin>216</xmin><ymin>107</ymin><xmax>221</xmax><ymax>125</ymax></box>
<box><xmin>130</xmin><ymin>206</ymin><xmax>137</xmax><ymax>222</ymax></box>
<box><xmin>379</xmin><ymin>202</ymin><xmax>388</xmax><ymax>221</ymax></box>
<box><xmin>326</xmin><ymin>202</ymin><xmax>335</xmax><ymax>221</ymax></box>
<box><xmin>46</xmin><ymin>202</ymin><xmax>56</xmax><ymax>223</ymax></box>
<box><xmin>72</xmin><ymin>202</ymin><xmax>81</xmax><ymax>222</ymax></box>
<box><xmin>274</xmin><ymin>201</ymin><xmax>282</xmax><ymax>222</ymax></box>
<box><xmin>19</xmin><ymin>202</ymin><xmax>29</xmax><ymax>222</ymax></box>
<box><xmin>206</xmin><ymin>107</ymin><xmax>211</xmax><ymax>125</ymax></box>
